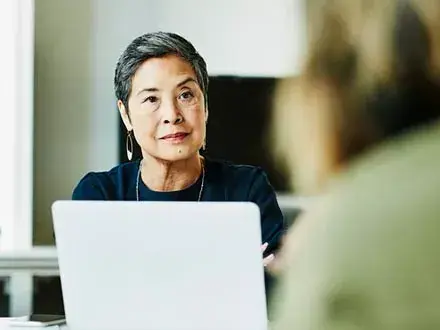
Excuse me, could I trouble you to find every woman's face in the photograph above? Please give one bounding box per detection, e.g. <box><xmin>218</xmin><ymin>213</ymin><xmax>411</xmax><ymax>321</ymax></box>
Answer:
<box><xmin>119</xmin><ymin>54</ymin><xmax>207</xmax><ymax>162</ymax></box>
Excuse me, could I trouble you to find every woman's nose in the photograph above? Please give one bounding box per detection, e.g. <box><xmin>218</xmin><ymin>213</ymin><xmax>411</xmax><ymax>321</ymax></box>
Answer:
<box><xmin>162</xmin><ymin>100</ymin><xmax>183</xmax><ymax>124</ymax></box>
<box><xmin>163</xmin><ymin>115</ymin><xmax>183</xmax><ymax>124</ymax></box>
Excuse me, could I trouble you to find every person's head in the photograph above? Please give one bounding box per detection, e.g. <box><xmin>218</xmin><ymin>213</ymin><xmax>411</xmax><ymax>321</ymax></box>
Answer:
<box><xmin>273</xmin><ymin>0</ymin><xmax>440</xmax><ymax>193</ymax></box>
<box><xmin>115</xmin><ymin>32</ymin><xmax>209</xmax><ymax>162</ymax></box>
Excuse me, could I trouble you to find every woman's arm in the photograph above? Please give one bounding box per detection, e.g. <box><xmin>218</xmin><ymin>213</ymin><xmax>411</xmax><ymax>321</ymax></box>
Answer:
<box><xmin>248</xmin><ymin>169</ymin><xmax>286</xmax><ymax>256</ymax></box>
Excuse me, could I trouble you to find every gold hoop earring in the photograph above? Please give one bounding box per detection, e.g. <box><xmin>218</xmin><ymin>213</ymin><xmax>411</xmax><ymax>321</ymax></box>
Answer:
<box><xmin>126</xmin><ymin>130</ymin><xmax>134</xmax><ymax>161</ymax></box>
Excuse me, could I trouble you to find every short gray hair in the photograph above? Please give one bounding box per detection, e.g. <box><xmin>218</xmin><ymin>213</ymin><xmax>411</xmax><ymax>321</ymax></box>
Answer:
<box><xmin>114</xmin><ymin>32</ymin><xmax>209</xmax><ymax>112</ymax></box>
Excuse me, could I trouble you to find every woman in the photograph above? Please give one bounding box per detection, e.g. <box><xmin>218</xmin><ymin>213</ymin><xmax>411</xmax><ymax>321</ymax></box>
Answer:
<box><xmin>271</xmin><ymin>0</ymin><xmax>440</xmax><ymax>329</ymax></box>
<box><xmin>72</xmin><ymin>32</ymin><xmax>284</xmax><ymax>269</ymax></box>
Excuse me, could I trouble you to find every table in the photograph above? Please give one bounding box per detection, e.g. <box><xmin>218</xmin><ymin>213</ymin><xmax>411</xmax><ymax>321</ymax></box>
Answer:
<box><xmin>0</xmin><ymin>318</ymin><xmax>67</xmax><ymax>329</ymax></box>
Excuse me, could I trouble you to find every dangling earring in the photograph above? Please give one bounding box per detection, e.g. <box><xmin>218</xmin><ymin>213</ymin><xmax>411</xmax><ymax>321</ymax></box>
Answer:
<box><xmin>202</xmin><ymin>118</ymin><xmax>208</xmax><ymax>151</ymax></box>
<box><xmin>126</xmin><ymin>130</ymin><xmax>134</xmax><ymax>161</ymax></box>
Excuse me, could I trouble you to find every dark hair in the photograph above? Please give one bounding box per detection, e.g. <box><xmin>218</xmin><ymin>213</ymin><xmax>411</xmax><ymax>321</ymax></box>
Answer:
<box><xmin>114</xmin><ymin>32</ymin><xmax>209</xmax><ymax>112</ymax></box>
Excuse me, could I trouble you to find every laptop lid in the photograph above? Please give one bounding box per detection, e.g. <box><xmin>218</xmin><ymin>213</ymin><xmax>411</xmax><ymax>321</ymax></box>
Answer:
<box><xmin>52</xmin><ymin>201</ymin><xmax>267</xmax><ymax>330</ymax></box>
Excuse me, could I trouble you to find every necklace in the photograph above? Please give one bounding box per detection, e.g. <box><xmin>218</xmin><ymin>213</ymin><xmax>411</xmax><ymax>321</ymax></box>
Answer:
<box><xmin>136</xmin><ymin>159</ymin><xmax>205</xmax><ymax>201</ymax></box>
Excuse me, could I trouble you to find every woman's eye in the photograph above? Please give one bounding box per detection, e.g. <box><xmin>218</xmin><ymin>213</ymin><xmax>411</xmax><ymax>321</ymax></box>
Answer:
<box><xmin>143</xmin><ymin>96</ymin><xmax>158</xmax><ymax>103</ymax></box>
<box><xmin>179</xmin><ymin>91</ymin><xmax>194</xmax><ymax>101</ymax></box>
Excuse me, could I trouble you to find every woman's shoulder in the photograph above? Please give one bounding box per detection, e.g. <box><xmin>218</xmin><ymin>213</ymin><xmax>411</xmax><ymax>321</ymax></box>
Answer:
<box><xmin>205</xmin><ymin>157</ymin><xmax>273</xmax><ymax>197</ymax></box>
<box><xmin>205</xmin><ymin>157</ymin><xmax>267</xmax><ymax>181</ymax></box>
<box><xmin>72</xmin><ymin>161</ymin><xmax>139</xmax><ymax>200</ymax></box>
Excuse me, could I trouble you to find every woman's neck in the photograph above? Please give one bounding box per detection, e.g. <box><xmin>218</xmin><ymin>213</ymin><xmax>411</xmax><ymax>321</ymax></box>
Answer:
<box><xmin>140</xmin><ymin>153</ymin><xmax>203</xmax><ymax>192</ymax></box>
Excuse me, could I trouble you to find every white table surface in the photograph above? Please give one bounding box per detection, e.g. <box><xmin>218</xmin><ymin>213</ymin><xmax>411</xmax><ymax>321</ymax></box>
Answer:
<box><xmin>0</xmin><ymin>318</ymin><xmax>67</xmax><ymax>330</ymax></box>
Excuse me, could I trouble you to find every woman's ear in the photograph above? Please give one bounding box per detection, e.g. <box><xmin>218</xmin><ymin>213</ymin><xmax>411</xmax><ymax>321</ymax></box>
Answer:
<box><xmin>205</xmin><ymin>107</ymin><xmax>209</xmax><ymax>124</ymax></box>
<box><xmin>118</xmin><ymin>100</ymin><xmax>133</xmax><ymax>131</ymax></box>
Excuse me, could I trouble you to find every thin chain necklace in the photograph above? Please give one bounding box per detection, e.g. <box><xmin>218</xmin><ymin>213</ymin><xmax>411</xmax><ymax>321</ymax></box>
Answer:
<box><xmin>136</xmin><ymin>159</ymin><xmax>205</xmax><ymax>202</ymax></box>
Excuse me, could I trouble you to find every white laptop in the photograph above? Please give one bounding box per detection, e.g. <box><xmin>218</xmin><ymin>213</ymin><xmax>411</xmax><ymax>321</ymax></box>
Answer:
<box><xmin>51</xmin><ymin>201</ymin><xmax>268</xmax><ymax>330</ymax></box>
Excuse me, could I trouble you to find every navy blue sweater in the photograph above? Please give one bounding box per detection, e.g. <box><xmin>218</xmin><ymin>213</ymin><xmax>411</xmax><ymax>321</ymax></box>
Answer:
<box><xmin>72</xmin><ymin>158</ymin><xmax>285</xmax><ymax>256</ymax></box>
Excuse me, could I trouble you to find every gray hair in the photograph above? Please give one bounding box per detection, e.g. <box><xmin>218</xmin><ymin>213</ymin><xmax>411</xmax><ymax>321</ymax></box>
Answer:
<box><xmin>114</xmin><ymin>32</ymin><xmax>209</xmax><ymax>112</ymax></box>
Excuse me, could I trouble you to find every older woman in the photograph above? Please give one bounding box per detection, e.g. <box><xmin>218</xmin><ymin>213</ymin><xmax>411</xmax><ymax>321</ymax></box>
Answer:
<box><xmin>72</xmin><ymin>32</ymin><xmax>284</xmax><ymax>269</ymax></box>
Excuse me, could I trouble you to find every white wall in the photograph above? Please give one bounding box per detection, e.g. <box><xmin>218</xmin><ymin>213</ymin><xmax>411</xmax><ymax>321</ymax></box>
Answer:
<box><xmin>154</xmin><ymin>0</ymin><xmax>305</xmax><ymax>76</ymax></box>
<box><xmin>34</xmin><ymin>0</ymin><xmax>306</xmax><ymax>244</ymax></box>
<box><xmin>34</xmin><ymin>0</ymin><xmax>95</xmax><ymax>244</ymax></box>
<box><xmin>0</xmin><ymin>0</ymin><xmax>34</xmax><ymax>251</ymax></box>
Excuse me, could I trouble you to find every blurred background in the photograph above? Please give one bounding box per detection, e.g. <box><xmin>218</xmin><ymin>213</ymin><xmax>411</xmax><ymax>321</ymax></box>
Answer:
<box><xmin>0</xmin><ymin>0</ymin><xmax>307</xmax><ymax>318</ymax></box>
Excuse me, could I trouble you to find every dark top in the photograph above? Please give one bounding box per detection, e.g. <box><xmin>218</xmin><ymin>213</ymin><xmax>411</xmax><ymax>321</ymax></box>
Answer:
<box><xmin>72</xmin><ymin>158</ymin><xmax>285</xmax><ymax>254</ymax></box>
<box><xmin>72</xmin><ymin>157</ymin><xmax>285</xmax><ymax>299</ymax></box>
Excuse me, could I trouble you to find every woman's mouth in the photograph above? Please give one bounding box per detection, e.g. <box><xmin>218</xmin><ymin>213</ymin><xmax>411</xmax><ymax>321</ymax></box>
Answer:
<box><xmin>160</xmin><ymin>132</ymin><xmax>189</xmax><ymax>143</ymax></box>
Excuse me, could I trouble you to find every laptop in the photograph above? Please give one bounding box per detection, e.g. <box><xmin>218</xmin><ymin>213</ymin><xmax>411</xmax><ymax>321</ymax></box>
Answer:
<box><xmin>51</xmin><ymin>201</ymin><xmax>268</xmax><ymax>330</ymax></box>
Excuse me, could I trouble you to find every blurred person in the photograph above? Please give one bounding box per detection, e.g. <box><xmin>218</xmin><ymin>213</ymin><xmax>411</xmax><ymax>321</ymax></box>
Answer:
<box><xmin>270</xmin><ymin>0</ymin><xmax>440</xmax><ymax>328</ymax></box>
<box><xmin>72</xmin><ymin>32</ymin><xmax>284</xmax><ymax>271</ymax></box>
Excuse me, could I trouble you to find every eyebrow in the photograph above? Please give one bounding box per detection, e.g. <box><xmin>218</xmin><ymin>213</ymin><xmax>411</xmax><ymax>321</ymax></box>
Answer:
<box><xmin>136</xmin><ymin>77</ymin><xmax>198</xmax><ymax>96</ymax></box>
<box><xmin>176</xmin><ymin>77</ymin><xmax>197</xmax><ymax>88</ymax></box>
